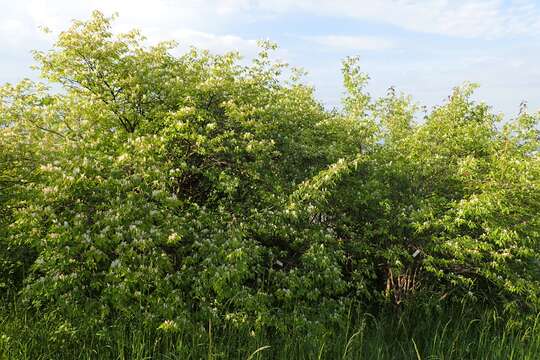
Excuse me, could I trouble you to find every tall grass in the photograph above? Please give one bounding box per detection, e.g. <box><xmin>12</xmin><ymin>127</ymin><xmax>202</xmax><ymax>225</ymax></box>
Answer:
<box><xmin>1</xmin><ymin>298</ymin><xmax>539</xmax><ymax>360</ymax></box>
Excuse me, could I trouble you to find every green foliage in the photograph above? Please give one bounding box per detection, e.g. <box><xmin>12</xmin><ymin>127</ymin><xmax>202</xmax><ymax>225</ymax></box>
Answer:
<box><xmin>1</xmin><ymin>10</ymin><xmax>539</xmax><ymax>343</ymax></box>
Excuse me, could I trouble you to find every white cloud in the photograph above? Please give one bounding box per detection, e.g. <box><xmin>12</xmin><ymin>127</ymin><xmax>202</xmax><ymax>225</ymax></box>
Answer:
<box><xmin>307</xmin><ymin>35</ymin><xmax>395</xmax><ymax>51</ymax></box>
<box><xmin>169</xmin><ymin>29</ymin><xmax>259</xmax><ymax>56</ymax></box>
<box><xmin>0</xmin><ymin>0</ymin><xmax>538</xmax><ymax>116</ymax></box>
<box><xmin>0</xmin><ymin>19</ymin><xmax>26</xmax><ymax>46</ymax></box>
<box><xmin>0</xmin><ymin>0</ymin><xmax>261</xmax><ymax>56</ymax></box>
<box><xmin>10</xmin><ymin>0</ymin><xmax>540</xmax><ymax>51</ymax></box>
<box><xmin>254</xmin><ymin>0</ymin><xmax>540</xmax><ymax>39</ymax></box>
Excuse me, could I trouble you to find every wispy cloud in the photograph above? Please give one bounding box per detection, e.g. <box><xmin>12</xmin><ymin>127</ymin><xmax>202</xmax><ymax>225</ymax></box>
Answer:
<box><xmin>254</xmin><ymin>0</ymin><xmax>540</xmax><ymax>39</ymax></box>
<box><xmin>306</xmin><ymin>35</ymin><xmax>395</xmax><ymax>51</ymax></box>
<box><xmin>168</xmin><ymin>29</ymin><xmax>259</xmax><ymax>56</ymax></box>
<box><xmin>6</xmin><ymin>0</ymin><xmax>261</xmax><ymax>57</ymax></box>
<box><xmin>0</xmin><ymin>0</ymin><xmax>538</xmax><ymax>116</ymax></box>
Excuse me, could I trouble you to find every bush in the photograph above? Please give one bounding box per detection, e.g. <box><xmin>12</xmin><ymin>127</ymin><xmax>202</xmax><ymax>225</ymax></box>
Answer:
<box><xmin>1</xmin><ymin>11</ymin><xmax>538</xmax><ymax>336</ymax></box>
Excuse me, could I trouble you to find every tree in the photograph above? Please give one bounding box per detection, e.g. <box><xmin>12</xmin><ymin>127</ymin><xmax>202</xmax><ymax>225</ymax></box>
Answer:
<box><xmin>1</xmin><ymin>11</ymin><xmax>538</xmax><ymax>337</ymax></box>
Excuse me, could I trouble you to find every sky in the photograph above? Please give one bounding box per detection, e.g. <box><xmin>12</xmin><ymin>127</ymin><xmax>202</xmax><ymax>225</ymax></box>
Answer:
<box><xmin>1</xmin><ymin>0</ymin><xmax>539</xmax><ymax>117</ymax></box>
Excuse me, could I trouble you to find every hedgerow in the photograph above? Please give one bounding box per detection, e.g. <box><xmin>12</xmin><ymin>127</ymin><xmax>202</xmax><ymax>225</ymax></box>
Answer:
<box><xmin>1</xmin><ymin>11</ymin><xmax>538</xmax><ymax>337</ymax></box>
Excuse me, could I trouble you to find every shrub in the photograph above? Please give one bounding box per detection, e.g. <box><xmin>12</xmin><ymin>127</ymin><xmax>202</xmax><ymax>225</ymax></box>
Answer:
<box><xmin>1</xmin><ymin>11</ymin><xmax>538</xmax><ymax>335</ymax></box>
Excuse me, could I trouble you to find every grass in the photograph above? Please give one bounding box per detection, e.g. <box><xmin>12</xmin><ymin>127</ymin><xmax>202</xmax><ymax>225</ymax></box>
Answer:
<box><xmin>1</xmin><ymin>299</ymin><xmax>539</xmax><ymax>359</ymax></box>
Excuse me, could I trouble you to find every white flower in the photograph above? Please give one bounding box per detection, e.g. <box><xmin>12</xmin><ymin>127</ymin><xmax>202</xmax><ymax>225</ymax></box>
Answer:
<box><xmin>42</xmin><ymin>186</ymin><xmax>56</xmax><ymax>195</ymax></box>
<box><xmin>167</xmin><ymin>232</ymin><xmax>180</xmax><ymax>245</ymax></box>
<box><xmin>117</xmin><ymin>153</ymin><xmax>129</xmax><ymax>162</ymax></box>
<box><xmin>158</xmin><ymin>320</ymin><xmax>178</xmax><ymax>333</ymax></box>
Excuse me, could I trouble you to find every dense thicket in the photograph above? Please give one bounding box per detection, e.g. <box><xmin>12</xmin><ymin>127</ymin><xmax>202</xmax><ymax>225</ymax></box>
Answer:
<box><xmin>1</xmin><ymin>11</ymin><xmax>539</xmax><ymax>337</ymax></box>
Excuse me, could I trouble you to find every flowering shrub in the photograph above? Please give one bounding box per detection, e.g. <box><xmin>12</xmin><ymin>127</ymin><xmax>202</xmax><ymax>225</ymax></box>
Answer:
<box><xmin>1</xmin><ymin>11</ymin><xmax>538</xmax><ymax>335</ymax></box>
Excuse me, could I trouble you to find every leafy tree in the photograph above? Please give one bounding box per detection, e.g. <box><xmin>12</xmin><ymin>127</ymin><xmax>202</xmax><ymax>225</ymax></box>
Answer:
<box><xmin>1</xmin><ymin>10</ymin><xmax>538</xmax><ymax>338</ymax></box>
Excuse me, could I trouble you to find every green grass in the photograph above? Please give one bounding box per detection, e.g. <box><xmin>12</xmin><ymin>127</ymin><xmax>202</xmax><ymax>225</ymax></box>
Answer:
<box><xmin>1</xmin><ymin>300</ymin><xmax>539</xmax><ymax>360</ymax></box>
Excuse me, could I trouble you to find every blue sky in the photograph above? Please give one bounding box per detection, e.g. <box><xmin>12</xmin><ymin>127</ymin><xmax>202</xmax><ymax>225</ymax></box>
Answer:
<box><xmin>1</xmin><ymin>0</ymin><xmax>539</xmax><ymax>117</ymax></box>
